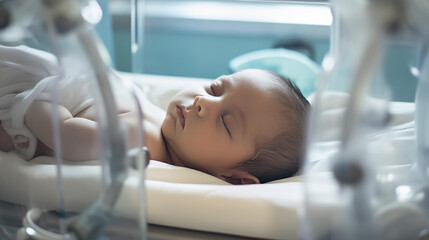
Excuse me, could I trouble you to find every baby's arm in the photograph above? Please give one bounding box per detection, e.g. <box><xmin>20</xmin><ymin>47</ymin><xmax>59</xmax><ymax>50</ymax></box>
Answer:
<box><xmin>25</xmin><ymin>101</ymin><xmax>99</xmax><ymax>161</ymax></box>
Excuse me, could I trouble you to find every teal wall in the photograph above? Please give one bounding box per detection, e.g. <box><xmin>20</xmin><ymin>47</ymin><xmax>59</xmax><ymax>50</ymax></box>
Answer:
<box><xmin>112</xmin><ymin>28</ymin><xmax>131</xmax><ymax>72</ymax></box>
<box><xmin>112</xmin><ymin>28</ymin><xmax>417</xmax><ymax>102</ymax></box>
<box><xmin>382</xmin><ymin>44</ymin><xmax>418</xmax><ymax>102</ymax></box>
<box><xmin>113</xmin><ymin>29</ymin><xmax>329</xmax><ymax>78</ymax></box>
<box><xmin>96</xmin><ymin>0</ymin><xmax>115</xmax><ymax>64</ymax></box>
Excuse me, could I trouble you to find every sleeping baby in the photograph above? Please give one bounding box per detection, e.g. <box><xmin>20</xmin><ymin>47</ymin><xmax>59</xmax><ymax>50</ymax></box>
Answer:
<box><xmin>0</xmin><ymin>45</ymin><xmax>310</xmax><ymax>184</ymax></box>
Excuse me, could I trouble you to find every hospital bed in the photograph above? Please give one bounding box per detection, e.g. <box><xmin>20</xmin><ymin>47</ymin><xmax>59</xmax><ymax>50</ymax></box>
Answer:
<box><xmin>0</xmin><ymin>0</ymin><xmax>429</xmax><ymax>240</ymax></box>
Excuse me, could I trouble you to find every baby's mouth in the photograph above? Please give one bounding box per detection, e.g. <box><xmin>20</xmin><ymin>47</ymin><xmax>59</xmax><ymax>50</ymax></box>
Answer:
<box><xmin>176</xmin><ymin>105</ymin><xmax>185</xmax><ymax>129</ymax></box>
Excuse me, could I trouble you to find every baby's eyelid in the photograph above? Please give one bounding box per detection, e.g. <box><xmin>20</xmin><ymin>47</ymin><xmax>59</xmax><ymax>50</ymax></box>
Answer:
<box><xmin>221</xmin><ymin>114</ymin><xmax>231</xmax><ymax>137</ymax></box>
<box><xmin>210</xmin><ymin>85</ymin><xmax>216</xmax><ymax>96</ymax></box>
<box><xmin>210</xmin><ymin>81</ymin><xmax>222</xmax><ymax>96</ymax></box>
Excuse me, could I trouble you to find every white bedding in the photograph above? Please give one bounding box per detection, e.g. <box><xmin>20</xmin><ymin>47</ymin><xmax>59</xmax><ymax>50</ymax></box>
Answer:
<box><xmin>0</xmin><ymin>72</ymin><xmax>416</xmax><ymax>240</ymax></box>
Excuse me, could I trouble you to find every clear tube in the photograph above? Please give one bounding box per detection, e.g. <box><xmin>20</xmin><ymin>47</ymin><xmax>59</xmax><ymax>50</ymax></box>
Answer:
<box><xmin>415</xmin><ymin>49</ymin><xmax>429</xmax><ymax>179</ymax></box>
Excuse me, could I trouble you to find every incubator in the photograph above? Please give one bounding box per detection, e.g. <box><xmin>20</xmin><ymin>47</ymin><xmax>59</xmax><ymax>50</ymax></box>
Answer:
<box><xmin>0</xmin><ymin>0</ymin><xmax>428</xmax><ymax>240</ymax></box>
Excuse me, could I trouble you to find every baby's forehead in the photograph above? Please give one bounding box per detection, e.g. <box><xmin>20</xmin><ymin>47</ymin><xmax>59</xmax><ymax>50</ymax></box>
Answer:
<box><xmin>221</xmin><ymin>73</ymin><xmax>288</xmax><ymax>108</ymax></box>
<box><xmin>227</xmin><ymin>70</ymin><xmax>285</xmax><ymax>90</ymax></box>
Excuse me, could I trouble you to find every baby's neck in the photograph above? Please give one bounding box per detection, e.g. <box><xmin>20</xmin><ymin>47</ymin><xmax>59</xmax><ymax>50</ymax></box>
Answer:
<box><xmin>143</xmin><ymin>119</ymin><xmax>173</xmax><ymax>165</ymax></box>
<box><xmin>138</xmin><ymin>98</ymin><xmax>176</xmax><ymax>165</ymax></box>
<box><xmin>138</xmin><ymin>98</ymin><xmax>185</xmax><ymax>166</ymax></box>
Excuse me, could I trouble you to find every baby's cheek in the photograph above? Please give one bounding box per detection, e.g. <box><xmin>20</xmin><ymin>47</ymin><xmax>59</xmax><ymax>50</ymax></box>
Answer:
<box><xmin>181</xmin><ymin>136</ymin><xmax>207</xmax><ymax>156</ymax></box>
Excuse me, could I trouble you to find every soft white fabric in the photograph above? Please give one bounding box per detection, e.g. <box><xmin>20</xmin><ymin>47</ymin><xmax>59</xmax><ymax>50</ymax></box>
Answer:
<box><xmin>0</xmin><ymin>45</ymin><xmax>94</xmax><ymax>160</ymax></box>
<box><xmin>304</xmin><ymin>91</ymin><xmax>416</xmax><ymax>171</ymax></box>
<box><xmin>307</xmin><ymin>91</ymin><xmax>415</xmax><ymax>141</ymax></box>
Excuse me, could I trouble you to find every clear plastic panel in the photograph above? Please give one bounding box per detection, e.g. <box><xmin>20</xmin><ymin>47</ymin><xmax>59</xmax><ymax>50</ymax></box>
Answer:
<box><xmin>302</xmin><ymin>1</ymin><xmax>429</xmax><ymax>240</ymax></box>
<box><xmin>0</xmin><ymin>1</ymin><xmax>147</xmax><ymax>239</ymax></box>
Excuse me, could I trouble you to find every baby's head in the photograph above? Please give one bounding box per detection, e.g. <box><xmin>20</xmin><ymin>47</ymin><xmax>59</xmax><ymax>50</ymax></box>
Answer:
<box><xmin>161</xmin><ymin>69</ymin><xmax>310</xmax><ymax>184</ymax></box>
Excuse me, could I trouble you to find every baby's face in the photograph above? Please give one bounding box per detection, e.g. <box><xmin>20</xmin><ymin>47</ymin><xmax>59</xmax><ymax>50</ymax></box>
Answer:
<box><xmin>161</xmin><ymin>69</ymin><xmax>285</xmax><ymax>175</ymax></box>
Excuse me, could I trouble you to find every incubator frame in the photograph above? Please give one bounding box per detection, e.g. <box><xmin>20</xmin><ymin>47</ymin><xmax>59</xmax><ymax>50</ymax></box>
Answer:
<box><xmin>0</xmin><ymin>0</ymin><xmax>428</xmax><ymax>240</ymax></box>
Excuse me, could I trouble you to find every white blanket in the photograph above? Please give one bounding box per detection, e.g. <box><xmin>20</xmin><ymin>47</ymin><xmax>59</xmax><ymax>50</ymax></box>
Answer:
<box><xmin>0</xmin><ymin>72</ymin><xmax>416</xmax><ymax>240</ymax></box>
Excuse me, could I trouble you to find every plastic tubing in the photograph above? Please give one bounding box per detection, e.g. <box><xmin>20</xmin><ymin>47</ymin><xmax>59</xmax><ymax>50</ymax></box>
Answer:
<box><xmin>67</xmin><ymin>28</ymin><xmax>128</xmax><ymax>240</ymax></box>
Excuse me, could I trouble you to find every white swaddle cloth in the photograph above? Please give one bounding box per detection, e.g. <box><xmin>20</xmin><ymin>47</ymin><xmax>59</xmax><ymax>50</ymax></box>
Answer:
<box><xmin>0</xmin><ymin>45</ymin><xmax>94</xmax><ymax>160</ymax></box>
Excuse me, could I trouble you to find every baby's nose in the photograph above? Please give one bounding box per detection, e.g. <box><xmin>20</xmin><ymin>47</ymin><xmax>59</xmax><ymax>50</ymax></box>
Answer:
<box><xmin>193</xmin><ymin>95</ymin><xmax>218</xmax><ymax>118</ymax></box>
<box><xmin>193</xmin><ymin>96</ymin><xmax>202</xmax><ymax>113</ymax></box>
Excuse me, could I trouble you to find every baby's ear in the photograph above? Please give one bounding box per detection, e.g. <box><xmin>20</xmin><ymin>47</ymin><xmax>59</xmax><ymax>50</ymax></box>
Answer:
<box><xmin>216</xmin><ymin>169</ymin><xmax>260</xmax><ymax>185</ymax></box>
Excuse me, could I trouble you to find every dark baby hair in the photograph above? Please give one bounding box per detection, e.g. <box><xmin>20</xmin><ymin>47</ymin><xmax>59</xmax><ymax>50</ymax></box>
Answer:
<box><xmin>239</xmin><ymin>69</ymin><xmax>310</xmax><ymax>183</ymax></box>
